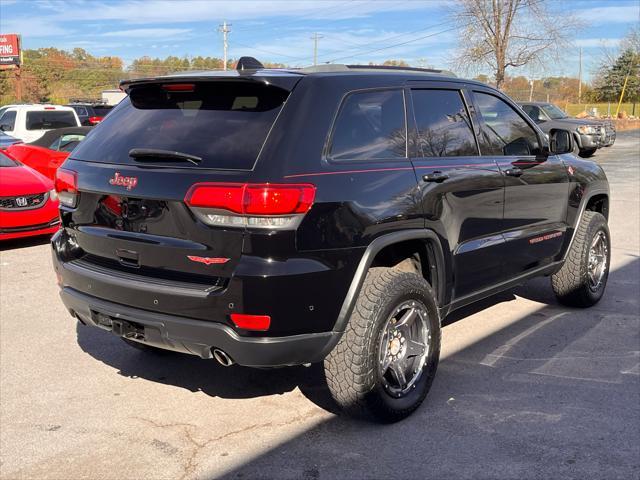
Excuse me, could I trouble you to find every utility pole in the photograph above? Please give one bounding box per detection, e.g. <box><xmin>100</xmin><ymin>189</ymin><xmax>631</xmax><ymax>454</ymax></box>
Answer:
<box><xmin>528</xmin><ymin>78</ymin><xmax>534</xmax><ymax>102</ymax></box>
<box><xmin>219</xmin><ymin>21</ymin><xmax>231</xmax><ymax>70</ymax></box>
<box><xmin>311</xmin><ymin>33</ymin><xmax>323</xmax><ymax>66</ymax></box>
<box><xmin>578</xmin><ymin>47</ymin><xmax>582</xmax><ymax>104</ymax></box>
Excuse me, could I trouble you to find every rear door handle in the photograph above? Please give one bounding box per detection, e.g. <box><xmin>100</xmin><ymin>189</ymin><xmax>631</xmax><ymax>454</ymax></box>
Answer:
<box><xmin>504</xmin><ymin>167</ymin><xmax>524</xmax><ymax>177</ymax></box>
<box><xmin>423</xmin><ymin>171</ymin><xmax>449</xmax><ymax>183</ymax></box>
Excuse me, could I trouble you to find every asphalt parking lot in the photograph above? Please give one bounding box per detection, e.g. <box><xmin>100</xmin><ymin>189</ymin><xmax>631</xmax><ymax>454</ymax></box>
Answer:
<box><xmin>1</xmin><ymin>130</ymin><xmax>639</xmax><ymax>480</ymax></box>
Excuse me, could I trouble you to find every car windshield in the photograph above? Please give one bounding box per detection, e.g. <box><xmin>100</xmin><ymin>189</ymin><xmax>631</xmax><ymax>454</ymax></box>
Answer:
<box><xmin>541</xmin><ymin>104</ymin><xmax>569</xmax><ymax>120</ymax></box>
<box><xmin>0</xmin><ymin>152</ymin><xmax>19</xmax><ymax>167</ymax></box>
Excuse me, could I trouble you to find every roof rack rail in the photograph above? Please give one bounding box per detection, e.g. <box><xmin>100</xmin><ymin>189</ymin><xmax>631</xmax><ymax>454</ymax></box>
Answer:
<box><xmin>296</xmin><ymin>63</ymin><xmax>455</xmax><ymax>76</ymax></box>
<box><xmin>346</xmin><ymin>64</ymin><xmax>456</xmax><ymax>76</ymax></box>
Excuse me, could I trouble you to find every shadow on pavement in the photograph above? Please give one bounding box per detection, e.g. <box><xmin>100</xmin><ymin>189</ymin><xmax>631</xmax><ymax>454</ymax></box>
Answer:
<box><xmin>216</xmin><ymin>259</ymin><xmax>639</xmax><ymax>480</ymax></box>
<box><xmin>75</xmin><ymin>259</ymin><xmax>639</xmax><ymax>479</ymax></box>
<box><xmin>0</xmin><ymin>234</ymin><xmax>52</xmax><ymax>252</ymax></box>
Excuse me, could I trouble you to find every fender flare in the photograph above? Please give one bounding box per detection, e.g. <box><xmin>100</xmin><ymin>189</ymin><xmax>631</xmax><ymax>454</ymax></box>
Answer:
<box><xmin>562</xmin><ymin>187</ymin><xmax>609</xmax><ymax>262</ymax></box>
<box><xmin>332</xmin><ymin>229</ymin><xmax>446</xmax><ymax>337</ymax></box>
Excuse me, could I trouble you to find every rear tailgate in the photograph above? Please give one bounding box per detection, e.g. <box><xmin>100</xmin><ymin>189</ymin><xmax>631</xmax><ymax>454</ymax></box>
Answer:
<box><xmin>56</xmin><ymin>76</ymin><xmax>301</xmax><ymax>317</ymax></box>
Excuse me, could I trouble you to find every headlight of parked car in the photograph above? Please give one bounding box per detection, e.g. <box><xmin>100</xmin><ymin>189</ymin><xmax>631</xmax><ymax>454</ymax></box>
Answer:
<box><xmin>576</xmin><ymin>125</ymin><xmax>598</xmax><ymax>135</ymax></box>
<box><xmin>49</xmin><ymin>188</ymin><xmax>58</xmax><ymax>202</ymax></box>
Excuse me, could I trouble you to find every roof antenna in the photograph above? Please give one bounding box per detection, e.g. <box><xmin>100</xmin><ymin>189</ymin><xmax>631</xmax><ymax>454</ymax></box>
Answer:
<box><xmin>236</xmin><ymin>56</ymin><xmax>264</xmax><ymax>71</ymax></box>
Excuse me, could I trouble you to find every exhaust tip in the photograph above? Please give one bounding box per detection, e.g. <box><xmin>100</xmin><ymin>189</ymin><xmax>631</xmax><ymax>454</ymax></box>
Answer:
<box><xmin>213</xmin><ymin>348</ymin><xmax>234</xmax><ymax>367</ymax></box>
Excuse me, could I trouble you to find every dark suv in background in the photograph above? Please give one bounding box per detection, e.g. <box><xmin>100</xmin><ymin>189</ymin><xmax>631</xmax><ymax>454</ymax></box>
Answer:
<box><xmin>52</xmin><ymin>59</ymin><xmax>610</xmax><ymax>422</ymax></box>
<box><xmin>66</xmin><ymin>102</ymin><xmax>114</xmax><ymax>126</ymax></box>
<box><xmin>519</xmin><ymin>101</ymin><xmax>616</xmax><ymax>158</ymax></box>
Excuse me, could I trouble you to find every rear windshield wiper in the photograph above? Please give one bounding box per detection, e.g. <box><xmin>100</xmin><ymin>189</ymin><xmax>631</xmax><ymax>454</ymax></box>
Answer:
<box><xmin>129</xmin><ymin>148</ymin><xmax>202</xmax><ymax>165</ymax></box>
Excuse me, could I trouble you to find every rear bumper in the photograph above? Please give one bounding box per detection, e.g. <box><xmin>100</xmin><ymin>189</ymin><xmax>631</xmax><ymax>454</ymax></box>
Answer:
<box><xmin>61</xmin><ymin>286</ymin><xmax>340</xmax><ymax>367</ymax></box>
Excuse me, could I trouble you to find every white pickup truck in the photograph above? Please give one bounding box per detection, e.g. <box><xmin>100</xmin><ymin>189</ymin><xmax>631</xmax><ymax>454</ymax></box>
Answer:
<box><xmin>0</xmin><ymin>104</ymin><xmax>81</xmax><ymax>143</ymax></box>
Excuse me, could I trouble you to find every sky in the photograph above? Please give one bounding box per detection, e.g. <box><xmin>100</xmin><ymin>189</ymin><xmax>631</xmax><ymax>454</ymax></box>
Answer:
<box><xmin>1</xmin><ymin>0</ymin><xmax>639</xmax><ymax>80</ymax></box>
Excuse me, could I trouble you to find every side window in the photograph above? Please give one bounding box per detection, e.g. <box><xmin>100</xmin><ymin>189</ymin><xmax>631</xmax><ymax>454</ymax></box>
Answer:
<box><xmin>75</xmin><ymin>107</ymin><xmax>89</xmax><ymax>117</ymax></box>
<box><xmin>0</xmin><ymin>110</ymin><xmax>17</xmax><ymax>132</ymax></box>
<box><xmin>521</xmin><ymin>105</ymin><xmax>543</xmax><ymax>123</ymax></box>
<box><xmin>474</xmin><ymin>92</ymin><xmax>541</xmax><ymax>156</ymax></box>
<box><xmin>412</xmin><ymin>89</ymin><xmax>478</xmax><ymax>157</ymax></box>
<box><xmin>329</xmin><ymin>89</ymin><xmax>406</xmax><ymax>161</ymax></box>
<box><xmin>57</xmin><ymin>134</ymin><xmax>86</xmax><ymax>152</ymax></box>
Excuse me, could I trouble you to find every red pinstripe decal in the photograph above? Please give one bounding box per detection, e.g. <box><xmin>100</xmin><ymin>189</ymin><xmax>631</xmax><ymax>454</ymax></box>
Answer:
<box><xmin>414</xmin><ymin>163</ymin><xmax>498</xmax><ymax>169</ymax></box>
<box><xmin>283</xmin><ymin>166</ymin><xmax>414</xmax><ymax>179</ymax></box>
<box><xmin>284</xmin><ymin>162</ymin><xmax>499</xmax><ymax>179</ymax></box>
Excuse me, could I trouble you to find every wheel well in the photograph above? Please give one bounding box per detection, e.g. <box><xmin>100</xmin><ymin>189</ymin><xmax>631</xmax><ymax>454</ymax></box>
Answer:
<box><xmin>586</xmin><ymin>194</ymin><xmax>609</xmax><ymax>220</ymax></box>
<box><xmin>370</xmin><ymin>239</ymin><xmax>439</xmax><ymax>300</ymax></box>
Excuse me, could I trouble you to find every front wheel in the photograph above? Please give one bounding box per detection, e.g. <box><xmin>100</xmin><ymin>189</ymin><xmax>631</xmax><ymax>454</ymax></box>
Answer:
<box><xmin>324</xmin><ymin>267</ymin><xmax>441</xmax><ymax>422</ymax></box>
<box><xmin>552</xmin><ymin>211</ymin><xmax>610</xmax><ymax>307</ymax></box>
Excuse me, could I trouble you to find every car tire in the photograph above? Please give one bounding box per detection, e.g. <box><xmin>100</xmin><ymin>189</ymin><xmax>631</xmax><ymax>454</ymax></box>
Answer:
<box><xmin>578</xmin><ymin>148</ymin><xmax>597</xmax><ymax>158</ymax></box>
<box><xmin>551</xmin><ymin>211</ymin><xmax>610</xmax><ymax>307</ymax></box>
<box><xmin>324</xmin><ymin>267</ymin><xmax>441</xmax><ymax>422</ymax></box>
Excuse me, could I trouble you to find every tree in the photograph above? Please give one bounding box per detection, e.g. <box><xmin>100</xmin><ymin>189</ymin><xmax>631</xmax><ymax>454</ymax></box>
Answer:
<box><xmin>451</xmin><ymin>0</ymin><xmax>578</xmax><ymax>89</ymax></box>
<box><xmin>592</xmin><ymin>28</ymin><xmax>640</xmax><ymax>110</ymax></box>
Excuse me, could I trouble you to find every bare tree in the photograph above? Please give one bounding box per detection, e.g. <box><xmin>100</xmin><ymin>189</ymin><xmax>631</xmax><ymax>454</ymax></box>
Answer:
<box><xmin>451</xmin><ymin>0</ymin><xmax>579</xmax><ymax>89</ymax></box>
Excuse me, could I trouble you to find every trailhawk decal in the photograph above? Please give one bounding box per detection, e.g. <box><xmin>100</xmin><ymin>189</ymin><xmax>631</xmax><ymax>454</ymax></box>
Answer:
<box><xmin>187</xmin><ymin>255</ymin><xmax>230</xmax><ymax>265</ymax></box>
<box><xmin>529</xmin><ymin>231</ymin><xmax>563</xmax><ymax>244</ymax></box>
<box><xmin>109</xmin><ymin>172</ymin><xmax>138</xmax><ymax>191</ymax></box>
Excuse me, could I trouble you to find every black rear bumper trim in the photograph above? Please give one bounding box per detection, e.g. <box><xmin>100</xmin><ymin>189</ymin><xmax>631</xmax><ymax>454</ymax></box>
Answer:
<box><xmin>61</xmin><ymin>287</ymin><xmax>338</xmax><ymax>367</ymax></box>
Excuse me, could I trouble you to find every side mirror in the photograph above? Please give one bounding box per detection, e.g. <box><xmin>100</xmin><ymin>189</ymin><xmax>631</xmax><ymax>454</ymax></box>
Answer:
<box><xmin>549</xmin><ymin>129</ymin><xmax>573</xmax><ymax>155</ymax></box>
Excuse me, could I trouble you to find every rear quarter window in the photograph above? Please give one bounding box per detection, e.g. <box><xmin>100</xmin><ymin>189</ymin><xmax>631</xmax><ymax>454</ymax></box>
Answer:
<box><xmin>328</xmin><ymin>89</ymin><xmax>406</xmax><ymax>161</ymax></box>
<box><xmin>26</xmin><ymin>111</ymin><xmax>77</xmax><ymax>130</ymax></box>
<box><xmin>70</xmin><ymin>82</ymin><xmax>289</xmax><ymax>170</ymax></box>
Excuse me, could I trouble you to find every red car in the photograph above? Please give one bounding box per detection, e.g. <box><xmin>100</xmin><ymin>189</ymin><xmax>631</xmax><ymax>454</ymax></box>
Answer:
<box><xmin>0</xmin><ymin>151</ymin><xmax>60</xmax><ymax>241</ymax></box>
<box><xmin>4</xmin><ymin>126</ymin><xmax>92</xmax><ymax>180</ymax></box>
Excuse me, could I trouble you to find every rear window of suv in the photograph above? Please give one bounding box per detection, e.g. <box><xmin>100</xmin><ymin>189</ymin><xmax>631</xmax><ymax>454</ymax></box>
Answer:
<box><xmin>26</xmin><ymin>111</ymin><xmax>77</xmax><ymax>130</ymax></box>
<box><xmin>70</xmin><ymin>82</ymin><xmax>290</xmax><ymax>170</ymax></box>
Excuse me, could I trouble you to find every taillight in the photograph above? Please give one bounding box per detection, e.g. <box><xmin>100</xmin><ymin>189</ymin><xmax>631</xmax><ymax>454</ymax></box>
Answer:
<box><xmin>88</xmin><ymin>116</ymin><xmax>103</xmax><ymax>125</ymax></box>
<box><xmin>54</xmin><ymin>168</ymin><xmax>78</xmax><ymax>207</ymax></box>
<box><xmin>185</xmin><ymin>183</ymin><xmax>316</xmax><ymax>229</ymax></box>
<box><xmin>230</xmin><ymin>313</ymin><xmax>271</xmax><ymax>331</ymax></box>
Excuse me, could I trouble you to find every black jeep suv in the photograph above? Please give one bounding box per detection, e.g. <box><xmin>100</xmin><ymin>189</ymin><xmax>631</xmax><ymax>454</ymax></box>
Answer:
<box><xmin>52</xmin><ymin>60</ymin><xmax>611</xmax><ymax>422</ymax></box>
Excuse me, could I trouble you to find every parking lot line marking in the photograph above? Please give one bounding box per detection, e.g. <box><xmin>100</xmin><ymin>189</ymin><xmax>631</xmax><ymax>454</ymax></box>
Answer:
<box><xmin>621</xmin><ymin>363</ymin><xmax>640</xmax><ymax>375</ymax></box>
<box><xmin>479</xmin><ymin>312</ymin><xmax>569</xmax><ymax>367</ymax></box>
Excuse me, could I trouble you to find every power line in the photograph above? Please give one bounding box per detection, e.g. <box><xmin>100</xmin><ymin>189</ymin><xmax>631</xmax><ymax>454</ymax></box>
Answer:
<box><xmin>321</xmin><ymin>0</ymin><xmax>544</xmax><ymax>64</ymax></box>
<box><xmin>231</xmin><ymin>41</ymin><xmax>308</xmax><ymax>61</ymax></box>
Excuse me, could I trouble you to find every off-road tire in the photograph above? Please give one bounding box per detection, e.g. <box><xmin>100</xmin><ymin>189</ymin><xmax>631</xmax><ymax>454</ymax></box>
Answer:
<box><xmin>578</xmin><ymin>148</ymin><xmax>597</xmax><ymax>158</ymax></box>
<box><xmin>324</xmin><ymin>267</ymin><xmax>440</xmax><ymax>422</ymax></box>
<box><xmin>552</xmin><ymin>211</ymin><xmax>610</xmax><ymax>307</ymax></box>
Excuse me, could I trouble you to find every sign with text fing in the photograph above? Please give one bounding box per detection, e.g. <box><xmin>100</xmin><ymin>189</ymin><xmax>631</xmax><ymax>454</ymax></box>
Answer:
<box><xmin>0</xmin><ymin>34</ymin><xmax>21</xmax><ymax>67</ymax></box>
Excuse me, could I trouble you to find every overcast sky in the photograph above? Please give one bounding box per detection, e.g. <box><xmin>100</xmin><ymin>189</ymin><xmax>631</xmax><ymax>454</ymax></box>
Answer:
<box><xmin>1</xmin><ymin>0</ymin><xmax>638</xmax><ymax>79</ymax></box>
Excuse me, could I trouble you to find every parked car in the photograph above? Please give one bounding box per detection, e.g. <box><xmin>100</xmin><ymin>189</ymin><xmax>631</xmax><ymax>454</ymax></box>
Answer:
<box><xmin>518</xmin><ymin>102</ymin><xmax>615</xmax><ymax>157</ymax></box>
<box><xmin>4</xmin><ymin>127</ymin><xmax>93</xmax><ymax>180</ymax></box>
<box><xmin>0</xmin><ymin>131</ymin><xmax>21</xmax><ymax>149</ymax></box>
<box><xmin>52</xmin><ymin>60</ymin><xmax>610</xmax><ymax>422</ymax></box>
<box><xmin>91</xmin><ymin>104</ymin><xmax>114</xmax><ymax>118</ymax></box>
<box><xmin>0</xmin><ymin>104</ymin><xmax>81</xmax><ymax>143</ymax></box>
<box><xmin>66</xmin><ymin>103</ymin><xmax>101</xmax><ymax>126</ymax></box>
<box><xmin>0</xmin><ymin>151</ymin><xmax>60</xmax><ymax>241</ymax></box>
